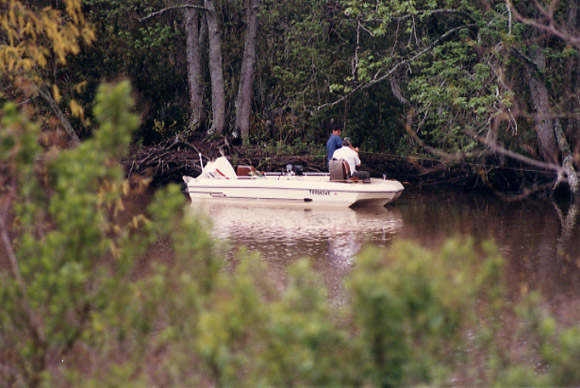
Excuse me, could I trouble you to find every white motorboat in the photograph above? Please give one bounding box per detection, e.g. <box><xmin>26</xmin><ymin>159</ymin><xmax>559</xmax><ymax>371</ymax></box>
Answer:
<box><xmin>182</xmin><ymin>156</ymin><xmax>404</xmax><ymax>207</ymax></box>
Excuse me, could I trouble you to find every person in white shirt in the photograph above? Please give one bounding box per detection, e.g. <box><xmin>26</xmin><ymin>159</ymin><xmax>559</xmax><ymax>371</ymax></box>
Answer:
<box><xmin>331</xmin><ymin>138</ymin><xmax>370</xmax><ymax>181</ymax></box>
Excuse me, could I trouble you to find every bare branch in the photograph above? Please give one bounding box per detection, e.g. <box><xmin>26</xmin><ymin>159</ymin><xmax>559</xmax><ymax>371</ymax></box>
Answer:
<box><xmin>505</xmin><ymin>1</ymin><xmax>512</xmax><ymax>35</ymax></box>
<box><xmin>139</xmin><ymin>4</ymin><xmax>208</xmax><ymax>22</ymax></box>
<box><xmin>37</xmin><ymin>85</ymin><xmax>80</xmax><ymax>145</ymax></box>
<box><xmin>470</xmin><ymin>130</ymin><xmax>560</xmax><ymax>174</ymax></box>
<box><xmin>511</xmin><ymin>47</ymin><xmax>540</xmax><ymax>71</ymax></box>
<box><xmin>492</xmin><ymin>182</ymin><xmax>554</xmax><ymax>202</ymax></box>
<box><xmin>0</xmin><ymin>179</ymin><xmax>25</xmax><ymax>290</ymax></box>
<box><xmin>506</xmin><ymin>0</ymin><xmax>580</xmax><ymax>49</ymax></box>
<box><xmin>351</xmin><ymin>20</ymin><xmax>361</xmax><ymax>77</ymax></box>
<box><xmin>404</xmin><ymin>125</ymin><xmax>478</xmax><ymax>163</ymax></box>
<box><xmin>0</xmin><ymin>184</ymin><xmax>46</xmax><ymax>345</ymax></box>
<box><xmin>406</xmin><ymin>107</ymin><xmax>566</xmax><ymax>185</ymax></box>
<box><xmin>532</xmin><ymin>0</ymin><xmax>552</xmax><ymax>20</ymax></box>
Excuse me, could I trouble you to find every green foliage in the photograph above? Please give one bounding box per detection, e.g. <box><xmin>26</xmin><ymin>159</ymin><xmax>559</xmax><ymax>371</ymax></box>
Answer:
<box><xmin>0</xmin><ymin>103</ymin><xmax>41</xmax><ymax>166</ymax></box>
<box><xmin>407</xmin><ymin>38</ymin><xmax>499</xmax><ymax>150</ymax></box>
<box><xmin>9</xmin><ymin>0</ymin><xmax>575</xmax><ymax>162</ymax></box>
<box><xmin>258</xmin><ymin>259</ymin><xmax>363</xmax><ymax>387</ymax></box>
<box><xmin>492</xmin><ymin>292</ymin><xmax>580</xmax><ymax>387</ymax></box>
<box><xmin>255</xmin><ymin>0</ymin><xmax>355</xmax><ymax>141</ymax></box>
<box><xmin>1</xmin><ymin>81</ymin><xmax>143</xmax><ymax>386</ymax></box>
<box><xmin>347</xmin><ymin>238</ymin><xmax>504</xmax><ymax>387</ymax></box>
<box><xmin>69</xmin><ymin>0</ymin><xmax>189</xmax><ymax>141</ymax></box>
<box><xmin>343</xmin><ymin>86</ymin><xmax>406</xmax><ymax>153</ymax></box>
<box><xmin>335</xmin><ymin>0</ymin><xmax>580</xmax><ymax>162</ymax></box>
<box><xmin>195</xmin><ymin>259</ymin><xmax>266</xmax><ymax>386</ymax></box>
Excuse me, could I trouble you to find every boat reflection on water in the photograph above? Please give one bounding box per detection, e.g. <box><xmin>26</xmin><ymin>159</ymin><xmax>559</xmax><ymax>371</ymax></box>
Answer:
<box><xmin>188</xmin><ymin>202</ymin><xmax>403</xmax><ymax>303</ymax></box>
<box><xmin>190</xmin><ymin>202</ymin><xmax>403</xmax><ymax>243</ymax></box>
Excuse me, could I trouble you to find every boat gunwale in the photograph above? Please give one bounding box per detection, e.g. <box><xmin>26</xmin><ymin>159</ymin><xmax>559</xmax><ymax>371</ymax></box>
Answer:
<box><xmin>186</xmin><ymin>184</ymin><xmax>403</xmax><ymax>195</ymax></box>
<box><xmin>186</xmin><ymin>176</ymin><xmax>404</xmax><ymax>193</ymax></box>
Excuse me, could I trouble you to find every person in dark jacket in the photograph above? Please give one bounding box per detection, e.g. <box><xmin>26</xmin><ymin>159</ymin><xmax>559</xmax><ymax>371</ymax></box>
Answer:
<box><xmin>326</xmin><ymin>124</ymin><xmax>343</xmax><ymax>169</ymax></box>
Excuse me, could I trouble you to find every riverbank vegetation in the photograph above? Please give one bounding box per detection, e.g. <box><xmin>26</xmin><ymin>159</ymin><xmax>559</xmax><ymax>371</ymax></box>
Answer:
<box><xmin>2</xmin><ymin>0</ymin><xmax>580</xmax><ymax>386</ymax></box>
<box><xmin>2</xmin><ymin>0</ymin><xmax>580</xmax><ymax>197</ymax></box>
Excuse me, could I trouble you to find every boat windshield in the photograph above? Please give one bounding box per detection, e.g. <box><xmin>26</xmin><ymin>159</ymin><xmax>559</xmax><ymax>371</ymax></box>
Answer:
<box><xmin>201</xmin><ymin>156</ymin><xmax>237</xmax><ymax>179</ymax></box>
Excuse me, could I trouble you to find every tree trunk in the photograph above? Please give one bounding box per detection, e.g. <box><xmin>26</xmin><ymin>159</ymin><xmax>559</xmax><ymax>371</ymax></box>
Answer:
<box><xmin>526</xmin><ymin>46</ymin><xmax>558</xmax><ymax>164</ymax></box>
<box><xmin>38</xmin><ymin>86</ymin><xmax>81</xmax><ymax>145</ymax></box>
<box><xmin>526</xmin><ymin>45</ymin><xmax>579</xmax><ymax>198</ymax></box>
<box><xmin>567</xmin><ymin>1</ymin><xmax>580</xmax><ymax>157</ymax></box>
<box><xmin>199</xmin><ymin>9</ymin><xmax>209</xmax><ymax>127</ymax></box>
<box><xmin>235</xmin><ymin>0</ymin><xmax>260</xmax><ymax>142</ymax></box>
<box><xmin>516</xmin><ymin>2</ymin><xmax>580</xmax><ymax>199</ymax></box>
<box><xmin>184</xmin><ymin>4</ymin><xmax>203</xmax><ymax>130</ymax></box>
<box><xmin>204</xmin><ymin>0</ymin><xmax>225</xmax><ymax>135</ymax></box>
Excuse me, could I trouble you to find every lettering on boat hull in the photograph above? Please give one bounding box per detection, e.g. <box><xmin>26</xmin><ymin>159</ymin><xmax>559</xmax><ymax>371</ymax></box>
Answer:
<box><xmin>309</xmin><ymin>189</ymin><xmax>330</xmax><ymax>196</ymax></box>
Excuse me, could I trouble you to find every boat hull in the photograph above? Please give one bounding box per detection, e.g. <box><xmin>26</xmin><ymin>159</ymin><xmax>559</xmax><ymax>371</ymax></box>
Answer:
<box><xmin>183</xmin><ymin>175</ymin><xmax>404</xmax><ymax>207</ymax></box>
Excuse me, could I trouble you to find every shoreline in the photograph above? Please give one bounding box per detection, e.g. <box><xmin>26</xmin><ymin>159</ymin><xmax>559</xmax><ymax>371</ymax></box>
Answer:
<box><xmin>122</xmin><ymin>138</ymin><xmax>561</xmax><ymax>200</ymax></box>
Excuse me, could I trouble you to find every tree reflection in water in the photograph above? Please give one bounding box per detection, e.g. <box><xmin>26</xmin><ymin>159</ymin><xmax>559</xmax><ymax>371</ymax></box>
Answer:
<box><xmin>392</xmin><ymin>190</ymin><xmax>580</xmax><ymax>325</ymax></box>
<box><xmin>553</xmin><ymin>200</ymin><xmax>579</xmax><ymax>251</ymax></box>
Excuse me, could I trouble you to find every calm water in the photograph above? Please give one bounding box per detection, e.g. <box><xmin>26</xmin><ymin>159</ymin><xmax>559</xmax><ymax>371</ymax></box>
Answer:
<box><xmin>190</xmin><ymin>189</ymin><xmax>580</xmax><ymax>318</ymax></box>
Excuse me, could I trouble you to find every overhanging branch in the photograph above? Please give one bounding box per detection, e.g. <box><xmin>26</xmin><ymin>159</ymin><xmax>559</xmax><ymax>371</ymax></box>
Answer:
<box><xmin>139</xmin><ymin>4</ymin><xmax>208</xmax><ymax>22</ymax></box>
<box><xmin>469</xmin><ymin>129</ymin><xmax>560</xmax><ymax>173</ymax></box>
<box><xmin>505</xmin><ymin>0</ymin><xmax>580</xmax><ymax>50</ymax></box>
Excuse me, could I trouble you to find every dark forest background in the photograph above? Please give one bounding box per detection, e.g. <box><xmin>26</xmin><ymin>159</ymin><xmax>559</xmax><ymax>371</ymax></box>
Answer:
<box><xmin>4</xmin><ymin>0</ymin><xmax>580</xmax><ymax>195</ymax></box>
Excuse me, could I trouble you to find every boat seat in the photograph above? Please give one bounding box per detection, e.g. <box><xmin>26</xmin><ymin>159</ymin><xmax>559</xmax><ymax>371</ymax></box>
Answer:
<box><xmin>329</xmin><ymin>159</ymin><xmax>345</xmax><ymax>181</ymax></box>
<box><xmin>343</xmin><ymin>161</ymin><xmax>361</xmax><ymax>182</ymax></box>
<box><xmin>237</xmin><ymin>165</ymin><xmax>257</xmax><ymax>176</ymax></box>
<box><xmin>237</xmin><ymin>164</ymin><xmax>265</xmax><ymax>177</ymax></box>
<box><xmin>329</xmin><ymin>158</ymin><xmax>359</xmax><ymax>182</ymax></box>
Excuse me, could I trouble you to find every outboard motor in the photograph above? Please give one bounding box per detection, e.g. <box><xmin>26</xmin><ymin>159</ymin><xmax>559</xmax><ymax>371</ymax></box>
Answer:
<box><xmin>285</xmin><ymin>164</ymin><xmax>304</xmax><ymax>176</ymax></box>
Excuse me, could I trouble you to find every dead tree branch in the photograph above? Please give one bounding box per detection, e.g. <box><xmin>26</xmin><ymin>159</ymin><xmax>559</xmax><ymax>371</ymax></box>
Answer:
<box><xmin>470</xmin><ymin>130</ymin><xmax>560</xmax><ymax>174</ymax></box>
<box><xmin>139</xmin><ymin>4</ymin><xmax>208</xmax><ymax>22</ymax></box>
<box><xmin>506</xmin><ymin>0</ymin><xmax>580</xmax><ymax>49</ymax></box>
